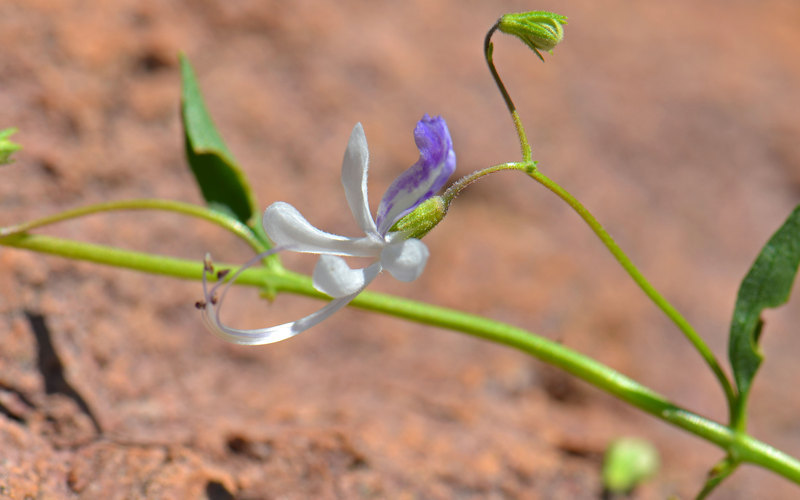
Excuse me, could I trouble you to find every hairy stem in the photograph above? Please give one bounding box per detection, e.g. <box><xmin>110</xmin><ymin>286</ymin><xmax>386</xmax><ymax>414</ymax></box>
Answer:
<box><xmin>485</xmin><ymin>22</ymin><xmax>532</xmax><ymax>162</ymax></box>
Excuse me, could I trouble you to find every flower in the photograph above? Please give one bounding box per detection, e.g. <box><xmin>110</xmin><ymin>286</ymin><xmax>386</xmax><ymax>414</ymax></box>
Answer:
<box><xmin>200</xmin><ymin>115</ymin><xmax>456</xmax><ymax>345</ymax></box>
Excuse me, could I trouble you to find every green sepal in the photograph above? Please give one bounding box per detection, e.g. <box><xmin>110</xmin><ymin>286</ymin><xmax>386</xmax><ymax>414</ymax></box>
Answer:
<box><xmin>729</xmin><ymin>205</ymin><xmax>800</xmax><ymax>416</ymax></box>
<box><xmin>498</xmin><ymin>11</ymin><xmax>567</xmax><ymax>61</ymax></box>
<box><xmin>389</xmin><ymin>196</ymin><xmax>447</xmax><ymax>240</ymax></box>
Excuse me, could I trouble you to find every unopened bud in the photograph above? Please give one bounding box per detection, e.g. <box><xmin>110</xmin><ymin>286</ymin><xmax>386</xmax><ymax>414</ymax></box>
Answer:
<box><xmin>602</xmin><ymin>437</ymin><xmax>660</xmax><ymax>494</ymax></box>
<box><xmin>390</xmin><ymin>196</ymin><xmax>447</xmax><ymax>240</ymax></box>
<box><xmin>498</xmin><ymin>11</ymin><xmax>567</xmax><ymax>61</ymax></box>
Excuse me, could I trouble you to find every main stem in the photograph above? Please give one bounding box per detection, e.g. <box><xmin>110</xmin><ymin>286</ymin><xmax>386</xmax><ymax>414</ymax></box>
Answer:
<box><xmin>1</xmin><ymin>232</ymin><xmax>798</xmax><ymax>486</ymax></box>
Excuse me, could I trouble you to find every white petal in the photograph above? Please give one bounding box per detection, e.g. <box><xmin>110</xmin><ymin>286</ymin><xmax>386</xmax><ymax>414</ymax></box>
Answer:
<box><xmin>263</xmin><ymin>202</ymin><xmax>383</xmax><ymax>257</ymax></box>
<box><xmin>379</xmin><ymin>238</ymin><xmax>429</xmax><ymax>282</ymax></box>
<box><xmin>202</xmin><ymin>295</ymin><xmax>354</xmax><ymax>346</ymax></box>
<box><xmin>201</xmin><ymin>261</ymin><xmax>381</xmax><ymax>346</ymax></box>
<box><xmin>341</xmin><ymin>123</ymin><xmax>379</xmax><ymax>237</ymax></box>
<box><xmin>313</xmin><ymin>256</ymin><xmax>380</xmax><ymax>298</ymax></box>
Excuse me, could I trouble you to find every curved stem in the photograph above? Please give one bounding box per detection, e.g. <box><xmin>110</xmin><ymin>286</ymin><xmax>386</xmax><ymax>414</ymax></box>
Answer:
<box><xmin>442</xmin><ymin>162</ymin><xmax>736</xmax><ymax>412</ymax></box>
<box><xmin>485</xmin><ymin>22</ymin><xmax>532</xmax><ymax>162</ymax></box>
<box><xmin>442</xmin><ymin>162</ymin><xmax>527</xmax><ymax>206</ymax></box>
<box><xmin>527</xmin><ymin>168</ymin><xmax>737</xmax><ymax>414</ymax></box>
<box><xmin>0</xmin><ymin>198</ymin><xmax>270</xmax><ymax>256</ymax></box>
<box><xmin>1</xmin><ymin>232</ymin><xmax>797</xmax><ymax>486</ymax></box>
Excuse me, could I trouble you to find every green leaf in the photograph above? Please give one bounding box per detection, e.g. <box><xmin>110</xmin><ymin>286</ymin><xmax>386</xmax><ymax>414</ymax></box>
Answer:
<box><xmin>0</xmin><ymin>128</ymin><xmax>21</xmax><ymax>165</ymax></box>
<box><xmin>180</xmin><ymin>54</ymin><xmax>259</xmax><ymax>228</ymax></box>
<box><xmin>729</xmin><ymin>205</ymin><xmax>800</xmax><ymax>406</ymax></box>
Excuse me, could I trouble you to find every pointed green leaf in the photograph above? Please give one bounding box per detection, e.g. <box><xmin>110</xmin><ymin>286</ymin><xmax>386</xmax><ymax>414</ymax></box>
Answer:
<box><xmin>180</xmin><ymin>54</ymin><xmax>259</xmax><ymax>227</ymax></box>
<box><xmin>729</xmin><ymin>205</ymin><xmax>800</xmax><ymax>403</ymax></box>
<box><xmin>0</xmin><ymin>128</ymin><xmax>21</xmax><ymax>165</ymax></box>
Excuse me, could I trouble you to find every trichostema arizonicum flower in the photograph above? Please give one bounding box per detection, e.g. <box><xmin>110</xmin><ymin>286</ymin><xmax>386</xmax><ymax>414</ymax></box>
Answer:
<box><xmin>200</xmin><ymin>115</ymin><xmax>456</xmax><ymax>345</ymax></box>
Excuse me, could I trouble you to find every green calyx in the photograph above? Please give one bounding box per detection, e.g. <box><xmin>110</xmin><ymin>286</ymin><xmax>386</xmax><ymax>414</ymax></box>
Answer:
<box><xmin>0</xmin><ymin>128</ymin><xmax>21</xmax><ymax>165</ymax></box>
<box><xmin>498</xmin><ymin>11</ymin><xmax>567</xmax><ymax>61</ymax></box>
<box><xmin>389</xmin><ymin>196</ymin><xmax>447</xmax><ymax>240</ymax></box>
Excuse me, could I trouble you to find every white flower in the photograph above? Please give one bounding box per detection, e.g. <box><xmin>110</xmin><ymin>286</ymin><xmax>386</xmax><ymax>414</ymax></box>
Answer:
<box><xmin>200</xmin><ymin>115</ymin><xmax>456</xmax><ymax>345</ymax></box>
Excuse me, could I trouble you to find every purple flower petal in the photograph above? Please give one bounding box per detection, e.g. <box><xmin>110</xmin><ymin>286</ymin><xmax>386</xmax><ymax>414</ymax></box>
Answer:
<box><xmin>375</xmin><ymin>114</ymin><xmax>456</xmax><ymax>235</ymax></box>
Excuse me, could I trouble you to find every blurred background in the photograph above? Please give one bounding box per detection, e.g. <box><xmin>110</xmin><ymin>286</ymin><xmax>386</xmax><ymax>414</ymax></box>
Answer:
<box><xmin>1</xmin><ymin>0</ymin><xmax>800</xmax><ymax>497</ymax></box>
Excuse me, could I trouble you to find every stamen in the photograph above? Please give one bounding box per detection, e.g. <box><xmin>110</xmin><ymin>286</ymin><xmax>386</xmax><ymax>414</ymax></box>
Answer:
<box><xmin>199</xmin><ymin>246</ymin><xmax>287</xmax><ymax>337</ymax></box>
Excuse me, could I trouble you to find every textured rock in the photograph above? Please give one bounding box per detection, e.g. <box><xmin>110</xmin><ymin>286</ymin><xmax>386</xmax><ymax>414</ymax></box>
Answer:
<box><xmin>1</xmin><ymin>0</ymin><xmax>800</xmax><ymax>498</ymax></box>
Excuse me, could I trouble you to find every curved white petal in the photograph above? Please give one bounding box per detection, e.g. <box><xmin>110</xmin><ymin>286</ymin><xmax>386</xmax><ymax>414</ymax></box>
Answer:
<box><xmin>201</xmin><ymin>261</ymin><xmax>382</xmax><ymax>346</ymax></box>
<box><xmin>379</xmin><ymin>238</ymin><xmax>429</xmax><ymax>282</ymax></box>
<box><xmin>264</xmin><ymin>202</ymin><xmax>383</xmax><ymax>257</ymax></box>
<box><xmin>313</xmin><ymin>255</ymin><xmax>381</xmax><ymax>298</ymax></box>
<box><xmin>341</xmin><ymin>123</ymin><xmax>379</xmax><ymax>237</ymax></box>
<box><xmin>202</xmin><ymin>295</ymin><xmax>354</xmax><ymax>346</ymax></box>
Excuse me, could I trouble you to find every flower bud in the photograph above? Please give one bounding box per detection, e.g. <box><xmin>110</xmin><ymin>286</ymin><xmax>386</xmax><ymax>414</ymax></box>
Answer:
<box><xmin>498</xmin><ymin>11</ymin><xmax>567</xmax><ymax>61</ymax></box>
<box><xmin>0</xmin><ymin>128</ymin><xmax>21</xmax><ymax>165</ymax></box>
<box><xmin>390</xmin><ymin>195</ymin><xmax>447</xmax><ymax>240</ymax></box>
<box><xmin>602</xmin><ymin>437</ymin><xmax>660</xmax><ymax>494</ymax></box>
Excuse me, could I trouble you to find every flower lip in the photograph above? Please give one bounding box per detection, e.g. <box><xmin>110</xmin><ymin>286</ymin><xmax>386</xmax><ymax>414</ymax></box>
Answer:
<box><xmin>375</xmin><ymin>114</ymin><xmax>456</xmax><ymax>235</ymax></box>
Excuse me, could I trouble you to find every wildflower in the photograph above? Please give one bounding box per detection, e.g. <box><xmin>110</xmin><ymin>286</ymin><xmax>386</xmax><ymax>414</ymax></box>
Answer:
<box><xmin>200</xmin><ymin>115</ymin><xmax>455</xmax><ymax>345</ymax></box>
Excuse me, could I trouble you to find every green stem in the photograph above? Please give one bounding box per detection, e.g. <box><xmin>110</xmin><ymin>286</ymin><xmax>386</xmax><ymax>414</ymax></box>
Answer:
<box><xmin>696</xmin><ymin>456</ymin><xmax>740</xmax><ymax>500</ymax></box>
<box><xmin>527</xmin><ymin>168</ymin><xmax>737</xmax><ymax>414</ymax></box>
<box><xmin>1</xmin><ymin>232</ymin><xmax>797</xmax><ymax>487</ymax></box>
<box><xmin>0</xmin><ymin>199</ymin><xmax>282</xmax><ymax>270</ymax></box>
<box><xmin>441</xmin><ymin>162</ymin><xmax>735</xmax><ymax>413</ymax></box>
<box><xmin>481</xmin><ymin>9</ymin><xmax>736</xmax><ymax>421</ymax></box>
<box><xmin>485</xmin><ymin>22</ymin><xmax>532</xmax><ymax>162</ymax></box>
<box><xmin>442</xmin><ymin>162</ymin><xmax>527</xmax><ymax>206</ymax></box>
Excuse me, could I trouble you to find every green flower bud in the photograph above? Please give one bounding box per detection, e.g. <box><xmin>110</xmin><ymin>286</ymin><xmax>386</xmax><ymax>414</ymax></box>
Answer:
<box><xmin>602</xmin><ymin>437</ymin><xmax>660</xmax><ymax>494</ymax></box>
<box><xmin>390</xmin><ymin>195</ymin><xmax>447</xmax><ymax>240</ymax></box>
<box><xmin>498</xmin><ymin>11</ymin><xmax>567</xmax><ymax>61</ymax></box>
<box><xmin>0</xmin><ymin>128</ymin><xmax>21</xmax><ymax>165</ymax></box>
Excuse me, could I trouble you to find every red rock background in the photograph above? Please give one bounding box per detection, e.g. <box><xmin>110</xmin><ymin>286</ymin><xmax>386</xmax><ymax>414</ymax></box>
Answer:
<box><xmin>2</xmin><ymin>0</ymin><xmax>800</xmax><ymax>498</ymax></box>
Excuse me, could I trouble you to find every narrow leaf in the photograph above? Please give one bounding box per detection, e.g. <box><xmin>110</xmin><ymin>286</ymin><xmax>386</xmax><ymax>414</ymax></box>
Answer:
<box><xmin>0</xmin><ymin>128</ymin><xmax>21</xmax><ymax>165</ymax></box>
<box><xmin>180</xmin><ymin>54</ymin><xmax>259</xmax><ymax>227</ymax></box>
<box><xmin>729</xmin><ymin>205</ymin><xmax>800</xmax><ymax>401</ymax></box>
